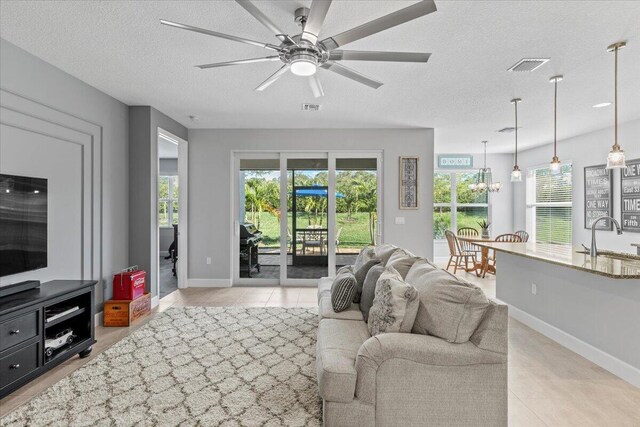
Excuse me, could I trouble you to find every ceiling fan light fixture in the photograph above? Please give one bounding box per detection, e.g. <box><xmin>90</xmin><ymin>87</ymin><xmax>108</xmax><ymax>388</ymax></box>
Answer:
<box><xmin>290</xmin><ymin>53</ymin><xmax>318</xmax><ymax>76</ymax></box>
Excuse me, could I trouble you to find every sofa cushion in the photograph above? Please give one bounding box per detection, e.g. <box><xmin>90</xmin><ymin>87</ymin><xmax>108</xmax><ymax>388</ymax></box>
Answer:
<box><xmin>404</xmin><ymin>258</ymin><xmax>438</xmax><ymax>285</ymax></box>
<box><xmin>367</xmin><ymin>267</ymin><xmax>419</xmax><ymax>336</ymax></box>
<box><xmin>353</xmin><ymin>259</ymin><xmax>381</xmax><ymax>303</ymax></box>
<box><xmin>331</xmin><ymin>273</ymin><xmax>358</xmax><ymax>312</ymax></box>
<box><xmin>316</xmin><ymin>318</ymin><xmax>370</xmax><ymax>403</ymax></box>
<box><xmin>386</xmin><ymin>251</ymin><xmax>421</xmax><ymax>279</ymax></box>
<box><xmin>319</xmin><ymin>294</ymin><xmax>364</xmax><ymax>321</ymax></box>
<box><xmin>353</xmin><ymin>246</ymin><xmax>376</xmax><ymax>271</ymax></box>
<box><xmin>359</xmin><ymin>264</ymin><xmax>386</xmax><ymax>322</ymax></box>
<box><xmin>318</xmin><ymin>277</ymin><xmax>333</xmax><ymax>303</ymax></box>
<box><xmin>411</xmin><ymin>270</ymin><xmax>490</xmax><ymax>343</ymax></box>
<box><xmin>373</xmin><ymin>244</ymin><xmax>398</xmax><ymax>265</ymax></box>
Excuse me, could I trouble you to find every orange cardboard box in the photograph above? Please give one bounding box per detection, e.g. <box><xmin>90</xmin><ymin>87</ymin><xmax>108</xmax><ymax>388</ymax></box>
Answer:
<box><xmin>103</xmin><ymin>293</ymin><xmax>151</xmax><ymax>327</ymax></box>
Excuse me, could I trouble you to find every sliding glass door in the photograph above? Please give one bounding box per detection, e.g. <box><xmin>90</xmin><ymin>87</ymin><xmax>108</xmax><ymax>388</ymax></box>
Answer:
<box><xmin>234</xmin><ymin>151</ymin><xmax>382</xmax><ymax>286</ymax></box>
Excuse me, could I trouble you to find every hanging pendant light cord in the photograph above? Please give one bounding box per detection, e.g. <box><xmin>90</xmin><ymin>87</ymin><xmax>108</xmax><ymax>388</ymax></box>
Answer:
<box><xmin>554</xmin><ymin>79</ymin><xmax>558</xmax><ymax>157</ymax></box>
<box><xmin>514</xmin><ymin>101</ymin><xmax>518</xmax><ymax>166</ymax></box>
<box><xmin>614</xmin><ymin>45</ymin><xmax>618</xmax><ymax>149</ymax></box>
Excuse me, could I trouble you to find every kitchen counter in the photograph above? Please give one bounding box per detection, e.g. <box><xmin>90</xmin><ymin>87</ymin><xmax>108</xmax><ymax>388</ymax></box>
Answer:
<box><xmin>474</xmin><ymin>242</ymin><xmax>640</xmax><ymax>279</ymax></box>
<box><xmin>633</xmin><ymin>243</ymin><xmax>640</xmax><ymax>255</ymax></box>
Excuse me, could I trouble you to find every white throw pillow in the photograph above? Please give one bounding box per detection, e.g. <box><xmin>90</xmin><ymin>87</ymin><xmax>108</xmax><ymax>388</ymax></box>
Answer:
<box><xmin>405</xmin><ymin>258</ymin><xmax>438</xmax><ymax>286</ymax></box>
<box><xmin>367</xmin><ymin>266</ymin><xmax>420</xmax><ymax>336</ymax></box>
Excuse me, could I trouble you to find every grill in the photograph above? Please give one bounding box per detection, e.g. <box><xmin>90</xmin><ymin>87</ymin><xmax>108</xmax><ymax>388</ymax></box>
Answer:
<box><xmin>239</xmin><ymin>223</ymin><xmax>263</xmax><ymax>277</ymax></box>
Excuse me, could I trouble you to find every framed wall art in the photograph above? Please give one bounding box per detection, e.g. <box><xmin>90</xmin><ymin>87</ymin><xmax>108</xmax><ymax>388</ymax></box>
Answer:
<box><xmin>399</xmin><ymin>156</ymin><xmax>419</xmax><ymax>209</ymax></box>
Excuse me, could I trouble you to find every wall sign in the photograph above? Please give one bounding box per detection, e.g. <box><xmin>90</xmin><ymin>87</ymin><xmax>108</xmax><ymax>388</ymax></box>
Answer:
<box><xmin>584</xmin><ymin>164</ymin><xmax>613</xmax><ymax>230</ymax></box>
<box><xmin>437</xmin><ymin>154</ymin><xmax>473</xmax><ymax>169</ymax></box>
<box><xmin>621</xmin><ymin>158</ymin><xmax>640</xmax><ymax>232</ymax></box>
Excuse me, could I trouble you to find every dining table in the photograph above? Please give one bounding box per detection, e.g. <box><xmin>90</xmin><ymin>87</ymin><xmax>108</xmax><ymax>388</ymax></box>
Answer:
<box><xmin>456</xmin><ymin>234</ymin><xmax>495</xmax><ymax>277</ymax></box>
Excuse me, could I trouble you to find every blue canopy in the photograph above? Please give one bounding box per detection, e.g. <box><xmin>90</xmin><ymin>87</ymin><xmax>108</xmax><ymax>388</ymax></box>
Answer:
<box><xmin>294</xmin><ymin>187</ymin><xmax>345</xmax><ymax>198</ymax></box>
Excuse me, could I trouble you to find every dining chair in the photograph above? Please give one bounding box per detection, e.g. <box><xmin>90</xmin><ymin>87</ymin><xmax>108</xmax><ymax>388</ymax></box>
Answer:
<box><xmin>486</xmin><ymin>233</ymin><xmax>523</xmax><ymax>277</ymax></box>
<box><xmin>445</xmin><ymin>230</ymin><xmax>477</xmax><ymax>274</ymax></box>
<box><xmin>514</xmin><ymin>230</ymin><xmax>530</xmax><ymax>242</ymax></box>
<box><xmin>457</xmin><ymin>227</ymin><xmax>480</xmax><ymax>257</ymax></box>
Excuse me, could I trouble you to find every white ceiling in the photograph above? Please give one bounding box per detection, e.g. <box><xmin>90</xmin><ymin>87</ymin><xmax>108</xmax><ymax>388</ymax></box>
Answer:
<box><xmin>1</xmin><ymin>1</ymin><xmax>639</xmax><ymax>153</ymax></box>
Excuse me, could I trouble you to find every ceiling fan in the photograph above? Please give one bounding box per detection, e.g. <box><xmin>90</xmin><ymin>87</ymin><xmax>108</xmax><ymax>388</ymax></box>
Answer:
<box><xmin>161</xmin><ymin>0</ymin><xmax>437</xmax><ymax>97</ymax></box>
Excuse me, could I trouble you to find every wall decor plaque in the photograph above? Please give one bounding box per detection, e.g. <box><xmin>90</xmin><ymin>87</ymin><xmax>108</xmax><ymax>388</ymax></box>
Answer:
<box><xmin>621</xmin><ymin>158</ymin><xmax>640</xmax><ymax>232</ymax></box>
<box><xmin>584</xmin><ymin>164</ymin><xmax>613</xmax><ymax>230</ymax></box>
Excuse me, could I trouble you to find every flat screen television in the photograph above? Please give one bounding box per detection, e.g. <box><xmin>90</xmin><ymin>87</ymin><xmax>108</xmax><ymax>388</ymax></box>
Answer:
<box><xmin>0</xmin><ymin>174</ymin><xmax>48</xmax><ymax>277</ymax></box>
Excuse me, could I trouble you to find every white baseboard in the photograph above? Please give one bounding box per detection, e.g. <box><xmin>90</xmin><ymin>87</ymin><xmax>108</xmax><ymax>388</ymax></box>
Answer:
<box><xmin>187</xmin><ymin>278</ymin><xmax>232</xmax><ymax>288</ymax></box>
<box><xmin>151</xmin><ymin>295</ymin><xmax>159</xmax><ymax>308</ymax></box>
<box><xmin>508</xmin><ymin>304</ymin><xmax>640</xmax><ymax>388</ymax></box>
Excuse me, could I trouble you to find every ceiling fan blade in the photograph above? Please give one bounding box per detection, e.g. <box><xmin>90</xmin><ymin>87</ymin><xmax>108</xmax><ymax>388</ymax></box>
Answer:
<box><xmin>301</xmin><ymin>0</ymin><xmax>333</xmax><ymax>45</ymax></box>
<box><xmin>319</xmin><ymin>0</ymin><xmax>437</xmax><ymax>50</ymax></box>
<box><xmin>235</xmin><ymin>0</ymin><xmax>295</xmax><ymax>44</ymax></box>
<box><xmin>160</xmin><ymin>19</ymin><xmax>280</xmax><ymax>51</ymax></box>
<box><xmin>255</xmin><ymin>64</ymin><xmax>291</xmax><ymax>91</ymax></box>
<box><xmin>329</xmin><ymin>50</ymin><xmax>431</xmax><ymax>63</ymax></box>
<box><xmin>309</xmin><ymin>75</ymin><xmax>325</xmax><ymax>98</ymax></box>
<box><xmin>196</xmin><ymin>56</ymin><xmax>281</xmax><ymax>69</ymax></box>
<box><xmin>320</xmin><ymin>62</ymin><xmax>383</xmax><ymax>89</ymax></box>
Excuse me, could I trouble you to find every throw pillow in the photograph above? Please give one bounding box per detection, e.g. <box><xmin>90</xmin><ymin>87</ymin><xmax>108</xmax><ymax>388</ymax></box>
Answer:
<box><xmin>336</xmin><ymin>265</ymin><xmax>354</xmax><ymax>275</ymax></box>
<box><xmin>352</xmin><ymin>259</ymin><xmax>381</xmax><ymax>303</ymax></box>
<box><xmin>405</xmin><ymin>258</ymin><xmax>437</xmax><ymax>285</ymax></box>
<box><xmin>353</xmin><ymin>246</ymin><xmax>376</xmax><ymax>271</ymax></box>
<box><xmin>330</xmin><ymin>273</ymin><xmax>357</xmax><ymax>313</ymax></box>
<box><xmin>386</xmin><ymin>251</ymin><xmax>421</xmax><ymax>279</ymax></box>
<box><xmin>359</xmin><ymin>264</ymin><xmax>386</xmax><ymax>322</ymax></box>
<box><xmin>373</xmin><ymin>244</ymin><xmax>399</xmax><ymax>265</ymax></box>
<box><xmin>411</xmin><ymin>270</ymin><xmax>490</xmax><ymax>343</ymax></box>
<box><xmin>367</xmin><ymin>266</ymin><xmax>420</xmax><ymax>336</ymax></box>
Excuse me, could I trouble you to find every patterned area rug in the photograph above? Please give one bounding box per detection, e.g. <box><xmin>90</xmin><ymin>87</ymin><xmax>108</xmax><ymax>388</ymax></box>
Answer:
<box><xmin>1</xmin><ymin>307</ymin><xmax>321</xmax><ymax>426</ymax></box>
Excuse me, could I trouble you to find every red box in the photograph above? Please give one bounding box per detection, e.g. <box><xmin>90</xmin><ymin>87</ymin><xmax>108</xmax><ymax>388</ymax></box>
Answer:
<box><xmin>113</xmin><ymin>269</ymin><xmax>146</xmax><ymax>300</ymax></box>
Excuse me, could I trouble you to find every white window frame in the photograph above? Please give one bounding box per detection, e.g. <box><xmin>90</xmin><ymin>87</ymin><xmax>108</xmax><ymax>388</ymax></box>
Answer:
<box><xmin>526</xmin><ymin>162</ymin><xmax>573</xmax><ymax>243</ymax></box>
<box><xmin>159</xmin><ymin>175</ymin><xmax>178</xmax><ymax>227</ymax></box>
<box><xmin>434</xmin><ymin>170</ymin><xmax>490</xmax><ymax>240</ymax></box>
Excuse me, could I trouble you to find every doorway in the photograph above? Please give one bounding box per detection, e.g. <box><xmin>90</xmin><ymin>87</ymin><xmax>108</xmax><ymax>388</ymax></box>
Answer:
<box><xmin>157</xmin><ymin>128</ymin><xmax>188</xmax><ymax>299</ymax></box>
<box><xmin>233</xmin><ymin>151</ymin><xmax>382</xmax><ymax>286</ymax></box>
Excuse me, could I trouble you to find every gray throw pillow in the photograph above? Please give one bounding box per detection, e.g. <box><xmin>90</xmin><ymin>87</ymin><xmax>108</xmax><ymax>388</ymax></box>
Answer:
<box><xmin>411</xmin><ymin>270</ymin><xmax>490</xmax><ymax>343</ymax></box>
<box><xmin>367</xmin><ymin>267</ymin><xmax>420</xmax><ymax>336</ymax></box>
<box><xmin>353</xmin><ymin>246</ymin><xmax>375</xmax><ymax>271</ymax></box>
<box><xmin>386</xmin><ymin>253</ymin><xmax>421</xmax><ymax>279</ymax></box>
<box><xmin>336</xmin><ymin>265</ymin><xmax>354</xmax><ymax>275</ymax></box>
<box><xmin>353</xmin><ymin>259</ymin><xmax>381</xmax><ymax>303</ymax></box>
<box><xmin>359</xmin><ymin>264</ymin><xmax>386</xmax><ymax>322</ymax></box>
<box><xmin>331</xmin><ymin>273</ymin><xmax>357</xmax><ymax>312</ymax></box>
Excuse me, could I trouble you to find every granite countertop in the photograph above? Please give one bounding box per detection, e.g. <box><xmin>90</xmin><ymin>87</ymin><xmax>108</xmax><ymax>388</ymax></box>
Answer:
<box><xmin>474</xmin><ymin>242</ymin><xmax>640</xmax><ymax>279</ymax></box>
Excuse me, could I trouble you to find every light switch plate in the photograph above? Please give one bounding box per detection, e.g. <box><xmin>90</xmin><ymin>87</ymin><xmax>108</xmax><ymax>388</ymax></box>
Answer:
<box><xmin>395</xmin><ymin>217</ymin><xmax>405</xmax><ymax>225</ymax></box>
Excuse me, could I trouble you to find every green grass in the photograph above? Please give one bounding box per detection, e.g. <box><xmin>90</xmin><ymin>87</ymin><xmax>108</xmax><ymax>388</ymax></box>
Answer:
<box><xmin>245</xmin><ymin>212</ymin><xmax>376</xmax><ymax>250</ymax></box>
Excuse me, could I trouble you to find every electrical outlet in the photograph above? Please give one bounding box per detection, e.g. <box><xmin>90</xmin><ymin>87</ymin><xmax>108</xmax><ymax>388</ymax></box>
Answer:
<box><xmin>206</xmin><ymin>257</ymin><xmax>212</xmax><ymax>265</ymax></box>
<box><xmin>531</xmin><ymin>283</ymin><xmax>537</xmax><ymax>295</ymax></box>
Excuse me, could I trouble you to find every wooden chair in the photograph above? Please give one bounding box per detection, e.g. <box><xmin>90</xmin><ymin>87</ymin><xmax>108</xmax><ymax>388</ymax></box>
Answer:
<box><xmin>457</xmin><ymin>227</ymin><xmax>479</xmax><ymax>237</ymax></box>
<box><xmin>445</xmin><ymin>230</ymin><xmax>477</xmax><ymax>274</ymax></box>
<box><xmin>486</xmin><ymin>233</ymin><xmax>523</xmax><ymax>276</ymax></box>
<box><xmin>457</xmin><ymin>227</ymin><xmax>480</xmax><ymax>257</ymax></box>
<box><xmin>515</xmin><ymin>230</ymin><xmax>530</xmax><ymax>242</ymax></box>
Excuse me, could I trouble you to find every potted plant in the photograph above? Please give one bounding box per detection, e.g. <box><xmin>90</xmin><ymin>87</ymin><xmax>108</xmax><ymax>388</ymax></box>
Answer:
<box><xmin>477</xmin><ymin>220</ymin><xmax>491</xmax><ymax>239</ymax></box>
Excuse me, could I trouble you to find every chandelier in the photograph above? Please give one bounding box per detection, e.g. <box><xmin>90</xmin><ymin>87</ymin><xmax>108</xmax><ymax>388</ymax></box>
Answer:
<box><xmin>469</xmin><ymin>141</ymin><xmax>501</xmax><ymax>193</ymax></box>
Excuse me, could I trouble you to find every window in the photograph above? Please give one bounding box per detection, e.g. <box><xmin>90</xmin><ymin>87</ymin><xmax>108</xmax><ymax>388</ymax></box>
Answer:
<box><xmin>433</xmin><ymin>172</ymin><xmax>489</xmax><ymax>239</ymax></box>
<box><xmin>159</xmin><ymin>175</ymin><xmax>179</xmax><ymax>227</ymax></box>
<box><xmin>527</xmin><ymin>163</ymin><xmax>572</xmax><ymax>244</ymax></box>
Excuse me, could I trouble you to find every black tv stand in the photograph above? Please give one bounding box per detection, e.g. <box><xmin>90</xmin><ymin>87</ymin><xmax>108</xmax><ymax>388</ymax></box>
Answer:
<box><xmin>0</xmin><ymin>280</ymin><xmax>96</xmax><ymax>398</ymax></box>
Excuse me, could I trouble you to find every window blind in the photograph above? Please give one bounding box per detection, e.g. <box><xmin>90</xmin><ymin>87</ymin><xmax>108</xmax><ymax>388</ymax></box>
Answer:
<box><xmin>531</xmin><ymin>164</ymin><xmax>572</xmax><ymax>244</ymax></box>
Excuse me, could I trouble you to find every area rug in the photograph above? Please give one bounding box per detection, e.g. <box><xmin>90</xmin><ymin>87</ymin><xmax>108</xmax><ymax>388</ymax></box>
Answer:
<box><xmin>1</xmin><ymin>307</ymin><xmax>321</xmax><ymax>427</ymax></box>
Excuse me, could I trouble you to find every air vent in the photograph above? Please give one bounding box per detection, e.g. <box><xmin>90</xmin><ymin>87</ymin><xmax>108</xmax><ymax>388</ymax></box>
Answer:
<box><xmin>302</xmin><ymin>103</ymin><xmax>321</xmax><ymax>111</ymax></box>
<box><xmin>497</xmin><ymin>127</ymin><xmax>521</xmax><ymax>133</ymax></box>
<box><xmin>507</xmin><ymin>58</ymin><xmax>550</xmax><ymax>72</ymax></box>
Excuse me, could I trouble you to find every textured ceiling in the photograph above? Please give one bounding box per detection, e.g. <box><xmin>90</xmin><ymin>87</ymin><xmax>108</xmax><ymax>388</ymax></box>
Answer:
<box><xmin>1</xmin><ymin>0</ymin><xmax>639</xmax><ymax>153</ymax></box>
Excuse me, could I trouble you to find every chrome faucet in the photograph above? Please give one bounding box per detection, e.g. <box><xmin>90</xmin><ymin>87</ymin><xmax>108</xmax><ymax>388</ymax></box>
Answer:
<box><xmin>590</xmin><ymin>216</ymin><xmax>623</xmax><ymax>257</ymax></box>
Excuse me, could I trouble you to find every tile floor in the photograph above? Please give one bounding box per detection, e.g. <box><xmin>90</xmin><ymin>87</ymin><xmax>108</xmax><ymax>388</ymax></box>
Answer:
<box><xmin>1</xmin><ymin>272</ymin><xmax>639</xmax><ymax>425</ymax></box>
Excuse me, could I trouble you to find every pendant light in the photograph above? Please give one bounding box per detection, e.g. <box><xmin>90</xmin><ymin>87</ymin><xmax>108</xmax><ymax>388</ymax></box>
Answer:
<box><xmin>606</xmin><ymin>41</ymin><xmax>626</xmax><ymax>169</ymax></box>
<box><xmin>510</xmin><ymin>98</ymin><xmax>523</xmax><ymax>182</ymax></box>
<box><xmin>549</xmin><ymin>75</ymin><xmax>563</xmax><ymax>174</ymax></box>
<box><xmin>469</xmin><ymin>141</ymin><xmax>501</xmax><ymax>193</ymax></box>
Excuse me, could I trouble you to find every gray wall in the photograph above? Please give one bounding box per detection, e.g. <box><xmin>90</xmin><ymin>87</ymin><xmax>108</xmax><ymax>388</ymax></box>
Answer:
<box><xmin>0</xmin><ymin>38</ymin><xmax>129</xmax><ymax>310</ymax></box>
<box><xmin>514</xmin><ymin>119</ymin><xmax>640</xmax><ymax>253</ymax></box>
<box><xmin>187</xmin><ymin>128</ymin><xmax>434</xmax><ymax>282</ymax></box>
<box><xmin>128</xmin><ymin>106</ymin><xmax>187</xmax><ymax>298</ymax></box>
<box><xmin>433</xmin><ymin>153</ymin><xmax>515</xmax><ymax>258</ymax></box>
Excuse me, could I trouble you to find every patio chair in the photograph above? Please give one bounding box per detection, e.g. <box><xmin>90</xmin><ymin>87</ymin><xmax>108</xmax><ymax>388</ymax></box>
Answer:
<box><xmin>302</xmin><ymin>228</ymin><xmax>326</xmax><ymax>255</ymax></box>
<box><xmin>335</xmin><ymin>227</ymin><xmax>343</xmax><ymax>254</ymax></box>
<box><xmin>445</xmin><ymin>230</ymin><xmax>477</xmax><ymax>274</ymax></box>
<box><xmin>514</xmin><ymin>230</ymin><xmax>530</xmax><ymax>242</ymax></box>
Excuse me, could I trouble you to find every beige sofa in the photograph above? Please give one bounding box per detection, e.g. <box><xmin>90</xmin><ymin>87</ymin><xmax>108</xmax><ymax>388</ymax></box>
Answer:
<box><xmin>315</xmin><ymin>251</ymin><xmax>508</xmax><ymax>427</ymax></box>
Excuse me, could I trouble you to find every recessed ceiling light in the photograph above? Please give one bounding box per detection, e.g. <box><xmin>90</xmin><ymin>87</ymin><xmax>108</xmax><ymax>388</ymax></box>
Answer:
<box><xmin>593</xmin><ymin>102</ymin><xmax>611</xmax><ymax>108</ymax></box>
